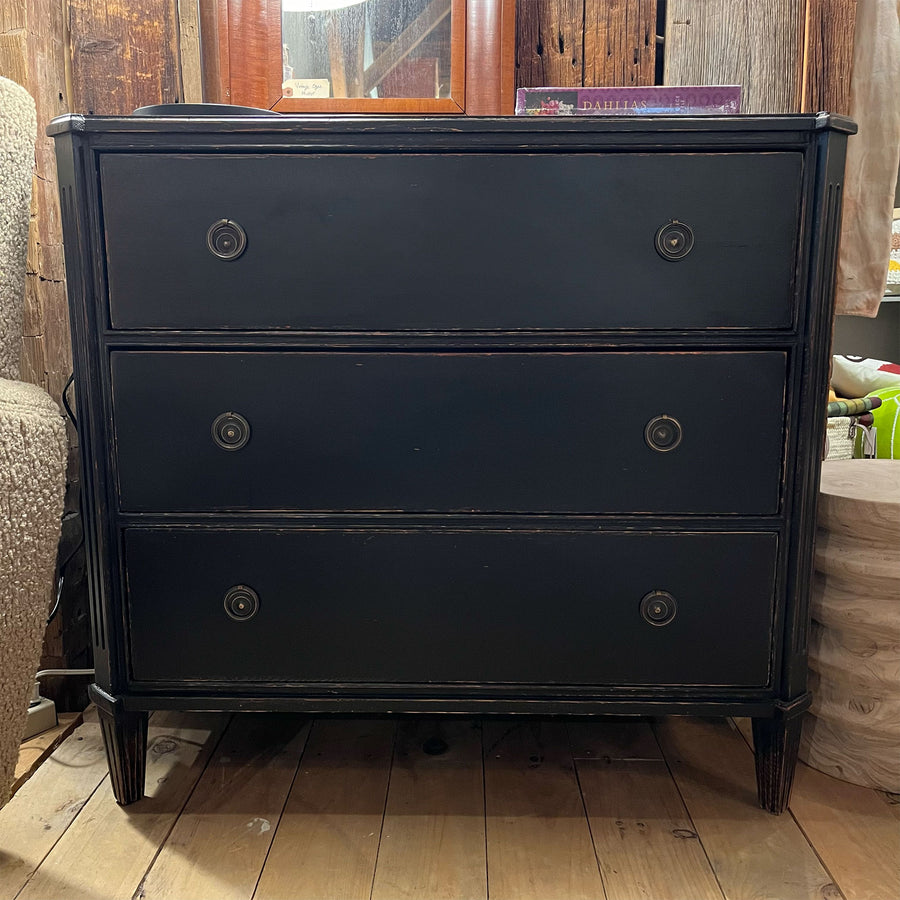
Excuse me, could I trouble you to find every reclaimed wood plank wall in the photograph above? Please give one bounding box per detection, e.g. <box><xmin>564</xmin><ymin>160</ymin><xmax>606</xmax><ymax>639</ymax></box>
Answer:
<box><xmin>516</xmin><ymin>0</ymin><xmax>856</xmax><ymax>116</ymax></box>
<box><xmin>663</xmin><ymin>0</ymin><xmax>856</xmax><ymax>115</ymax></box>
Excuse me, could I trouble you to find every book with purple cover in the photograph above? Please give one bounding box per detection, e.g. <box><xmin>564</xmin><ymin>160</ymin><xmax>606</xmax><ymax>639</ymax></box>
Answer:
<box><xmin>515</xmin><ymin>86</ymin><xmax>741</xmax><ymax>116</ymax></box>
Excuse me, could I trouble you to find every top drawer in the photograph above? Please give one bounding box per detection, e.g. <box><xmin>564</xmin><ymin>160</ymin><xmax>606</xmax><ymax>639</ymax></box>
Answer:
<box><xmin>100</xmin><ymin>151</ymin><xmax>803</xmax><ymax>331</ymax></box>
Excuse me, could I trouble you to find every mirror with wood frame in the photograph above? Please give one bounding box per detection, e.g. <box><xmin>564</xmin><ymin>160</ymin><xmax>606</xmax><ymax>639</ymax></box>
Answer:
<box><xmin>199</xmin><ymin>0</ymin><xmax>516</xmax><ymax>114</ymax></box>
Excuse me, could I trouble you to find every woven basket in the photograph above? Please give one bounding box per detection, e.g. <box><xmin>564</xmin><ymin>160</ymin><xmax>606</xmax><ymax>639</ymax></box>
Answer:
<box><xmin>825</xmin><ymin>416</ymin><xmax>855</xmax><ymax>460</ymax></box>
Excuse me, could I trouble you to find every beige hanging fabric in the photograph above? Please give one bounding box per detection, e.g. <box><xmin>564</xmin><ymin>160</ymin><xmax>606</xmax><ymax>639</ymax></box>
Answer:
<box><xmin>834</xmin><ymin>0</ymin><xmax>900</xmax><ymax>317</ymax></box>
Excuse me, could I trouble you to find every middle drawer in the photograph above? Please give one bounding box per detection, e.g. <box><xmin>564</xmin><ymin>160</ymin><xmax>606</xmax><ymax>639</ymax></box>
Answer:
<box><xmin>110</xmin><ymin>350</ymin><xmax>786</xmax><ymax>515</ymax></box>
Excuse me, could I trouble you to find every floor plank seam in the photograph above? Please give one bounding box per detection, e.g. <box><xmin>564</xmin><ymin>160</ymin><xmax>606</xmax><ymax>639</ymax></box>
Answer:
<box><xmin>728</xmin><ymin>717</ymin><xmax>754</xmax><ymax>753</ymax></box>
<box><xmin>130</xmin><ymin>711</ymin><xmax>235</xmax><ymax>900</ymax></box>
<box><xmin>480</xmin><ymin>721</ymin><xmax>490</xmax><ymax>900</ymax></box>
<box><xmin>367</xmin><ymin>719</ymin><xmax>398</xmax><ymax>900</ymax></box>
<box><xmin>786</xmin><ymin>812</ymin><xmax>850</xmax><ymax>900</ymax></box>
<box><xmin>248</xmin><ymin>715</ymin><xmax>314</xmax><ymax>900</ymax></box>
<box><xmin>565</xmin><ymin>723</ymin><xmax>612</xmax><ymax>900</ymax></box>
<box><xmin>649</xmin><ymin>717</ymin><xmax>729</xmax><ymax>900</ymax></box>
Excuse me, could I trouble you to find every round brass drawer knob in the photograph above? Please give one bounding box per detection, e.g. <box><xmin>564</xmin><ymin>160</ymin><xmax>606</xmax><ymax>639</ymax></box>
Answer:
<box><xmin>644</xmin><ymin>415</ymin><xmax>682</xmax><ymax>452</ymax></box>
<box><xmin>224</xmin><ymin>585</ymin><xmax>260</xmax><ymax>621</ymax></box>
<box><xmin>212</xmin><ymin>412</ymin><xmax>250</xmax><ymax>451</ymax></box>
<box><xmin>640</xmin><ymin>591</ymin><xmax>677</xmax><ymax>626</ymax></box>
<box><xmin>206</xmin><ymin>219</ymin><xmax>247</xmax><ymax>260</ymax></box>
<box><xmin>655</xmin><ymin>221</ymin><xmax>694</xmax><ymax>261</ymax></box>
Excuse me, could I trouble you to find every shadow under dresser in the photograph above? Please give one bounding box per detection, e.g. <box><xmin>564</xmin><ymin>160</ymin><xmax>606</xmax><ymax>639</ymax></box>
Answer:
<box><xmin>48</xmin><ymin>112</ymin><xmax>854</xmax><ymax>812</ymax></box>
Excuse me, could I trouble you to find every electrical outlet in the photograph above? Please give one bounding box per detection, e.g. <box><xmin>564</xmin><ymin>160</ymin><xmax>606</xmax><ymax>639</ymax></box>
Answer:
<box><xmin>24</xmin><ymin>697</ymin><xmax>58</xmax><ymax>740</ymax></box>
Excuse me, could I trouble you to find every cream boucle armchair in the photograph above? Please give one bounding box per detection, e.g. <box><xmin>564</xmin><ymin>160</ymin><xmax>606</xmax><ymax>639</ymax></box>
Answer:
<box><xmin>0</xmin><ymin>76</ymin><xmax>68</xmax><ymax>806</ymax></box>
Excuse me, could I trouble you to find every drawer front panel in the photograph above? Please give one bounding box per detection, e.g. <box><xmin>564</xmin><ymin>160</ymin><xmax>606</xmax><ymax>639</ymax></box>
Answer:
<box><xmin>110</xmin><ymin>351</ymin><xmax>786</xmax><ymax>514</ymax></box>
<box><xmin>101</xmin><ymin>152</ymin><xmax>802</xmax><ymax>331</ymax></box>
<box><xmin>125</xmin><ymin>528</ymin><xmax>777</xmax><ymax>687</ymax></box>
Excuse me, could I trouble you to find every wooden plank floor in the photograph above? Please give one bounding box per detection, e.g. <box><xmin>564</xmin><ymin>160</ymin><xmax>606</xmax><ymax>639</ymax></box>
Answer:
<box><xmin>2</xmin><ymin>711</ymin><xmax>898</xmax><ymax>900</ymax></box>
<box><xmin>11</xmin><ymin>713</ymin><xmax>82</xmax><ymax>797</ymax></box>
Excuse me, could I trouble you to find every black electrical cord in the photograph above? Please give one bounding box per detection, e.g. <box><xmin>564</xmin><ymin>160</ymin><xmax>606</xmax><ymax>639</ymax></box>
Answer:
<box><xmin>46</xmin><ymin>574</ymin><xmax>65</xmax><ymax>626</ymax></box>
<box><xmin>62</xmin><ymin>372</ymin><xmax>76</xmax><ymax>428</ymax></box>
<box><xmin>47</xmin><ymin>532</ymin><xmax>85</xmax><ymax>625</ymax></box>
<box><xmin>48</xmin><ymin>374</ymin><xmax>82</xmax><ymax>626</ymax></box>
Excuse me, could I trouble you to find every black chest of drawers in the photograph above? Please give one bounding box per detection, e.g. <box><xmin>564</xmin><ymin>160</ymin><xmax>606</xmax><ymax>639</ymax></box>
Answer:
<box><xmin>50</xmin><ymin>113</ymin><xmax>853</xmax><ymax>812</ymax></box>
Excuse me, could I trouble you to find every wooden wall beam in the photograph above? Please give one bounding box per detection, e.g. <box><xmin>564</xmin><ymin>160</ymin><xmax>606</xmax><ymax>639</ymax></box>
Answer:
<box><xmin>516</xmin><ymin>0</ymin><xmax>585</xmax><ymax>88</ymax></box>
<box><xmin>664</xmin><ymin>0</ymin><xmax>806</xmax><ymax>114</ymax></box>
<box><xmin>517</xmin><ymin>0</ymin><xmax>657</xmax><ymax>89</ymax></box>
<box><xmin>68</xmin><ymin>0</ymin><xmax>181</xmax><ymax>114</ymax></box>
<box><xmin>584</xmin><ymin>0</ymin><xmax>656</xmax><ymax>87</ymax></box>
<box><xmin>178</xmin><ymin>0</ymin><xmax>204</xmax><ymax>103</ymax></box>
<box><xmin>802</xmin><ymin>0</ymin><xmax>857</xmax><ymax>115</ymax></box>
<box><xmin>0</xmin><ymin>1</ymin><xmax>29</xmax><ymax>87</ymax></box>
<box><xmin>197</xmin><ymin>0</ymin><xmax>225</xmax><ymax>103</ymax></box>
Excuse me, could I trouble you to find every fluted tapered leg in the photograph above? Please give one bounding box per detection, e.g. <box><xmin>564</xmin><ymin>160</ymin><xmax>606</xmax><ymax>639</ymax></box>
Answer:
<box><xmin>89</xmin><ymin>684</ymin><xmax>149</xmax><ymax>805</ymax></box>
<box><xmin>752</xmin><ymin>711</ymin><xmax>803</xmax><ymax>814</ymax></box>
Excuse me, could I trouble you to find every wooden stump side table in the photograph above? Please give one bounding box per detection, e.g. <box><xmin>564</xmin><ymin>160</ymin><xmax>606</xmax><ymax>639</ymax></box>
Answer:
<box><xmin>802</xmin><ymin>459</ymin><xmax>900</xmax><ymax>791</ymax></box>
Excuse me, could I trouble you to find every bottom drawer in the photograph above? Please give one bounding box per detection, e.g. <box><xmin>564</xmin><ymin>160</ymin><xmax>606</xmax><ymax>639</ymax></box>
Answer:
<box><xmin>124</xmin><ymin>529</ymin><xmax>777</xmax><ymax>688</ymax></box>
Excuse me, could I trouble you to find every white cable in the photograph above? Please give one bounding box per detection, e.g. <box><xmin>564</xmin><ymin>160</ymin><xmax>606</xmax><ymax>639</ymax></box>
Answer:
<box><xmin>30</xmin><ymin>669</ymin><xmax>95</xmax><ymax>705</ymax></box>
<box><xmin>34</xmin><ymin>668</ymin><xmax>95</xmax><ymax>679</ymax></box>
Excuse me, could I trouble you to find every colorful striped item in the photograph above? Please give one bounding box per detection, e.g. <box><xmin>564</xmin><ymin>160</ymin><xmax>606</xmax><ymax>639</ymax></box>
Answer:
<box><xmin>827</xmin><ymin>397</ymin><xmax>883</xmax><ymax>417</ymax></box>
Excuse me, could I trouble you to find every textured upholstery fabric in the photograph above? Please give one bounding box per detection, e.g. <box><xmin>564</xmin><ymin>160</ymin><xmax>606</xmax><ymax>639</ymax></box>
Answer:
<box><xmin>0</xmin><ymin>76</ymin><xmax>35</xmax><ymax>381</ymax></box>
<box><xmin>0</xmin><ymin>76</ymin><xmax>67</xmax><ymax>807</ymax></box>
<box><xmin>0</xmin><ymin>380</ymin><xmax>67</xmax><ymax>805</ymax></box>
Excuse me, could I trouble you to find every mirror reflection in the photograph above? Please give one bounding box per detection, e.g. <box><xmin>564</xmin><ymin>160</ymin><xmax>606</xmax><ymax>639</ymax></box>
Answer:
<box><xmin>281</xmin><ymin>0</ymin><xmax>453</xmax><ymax>100</ymax></box>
